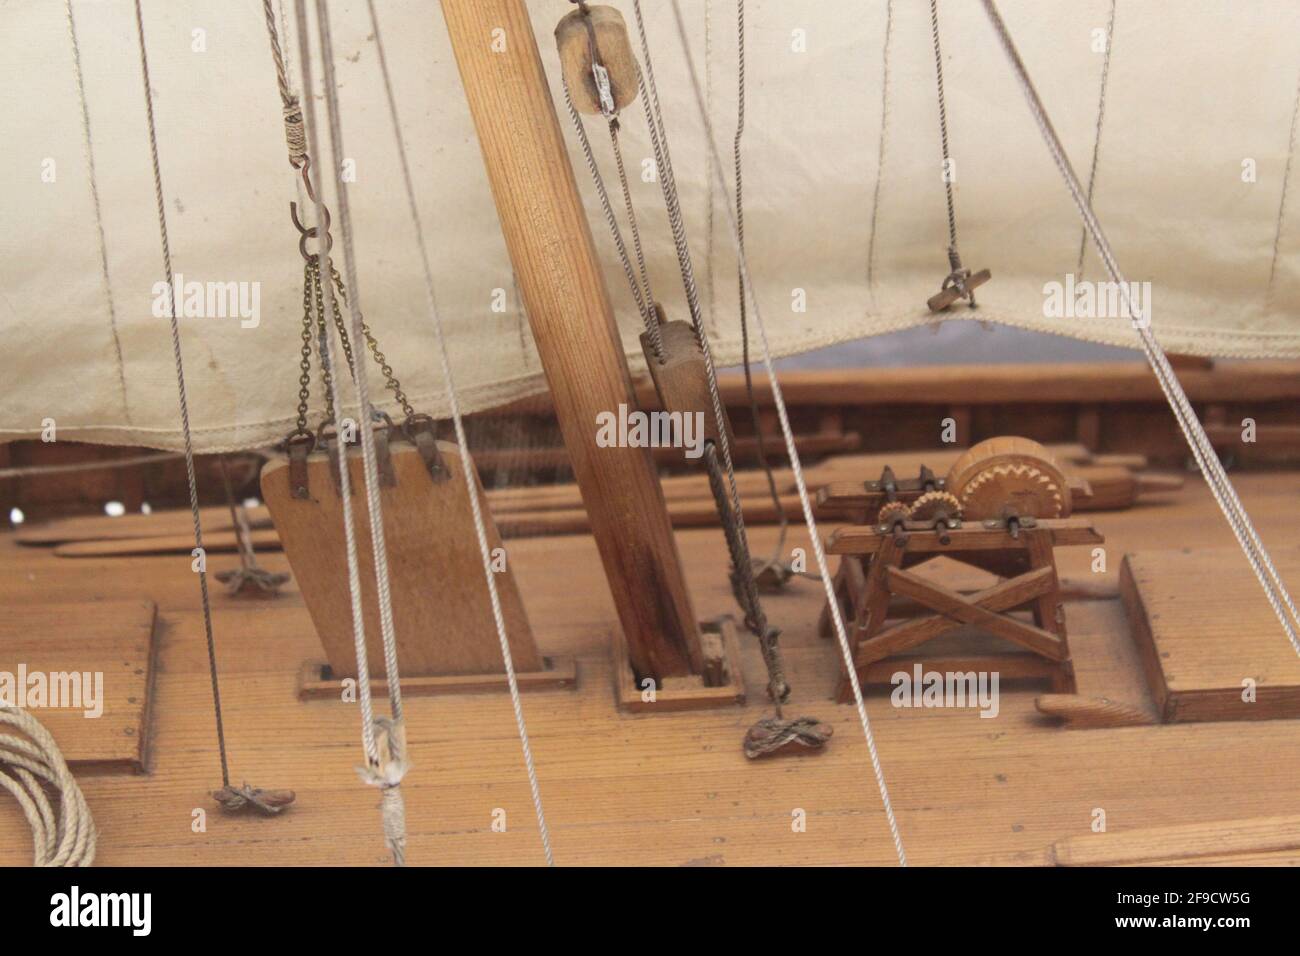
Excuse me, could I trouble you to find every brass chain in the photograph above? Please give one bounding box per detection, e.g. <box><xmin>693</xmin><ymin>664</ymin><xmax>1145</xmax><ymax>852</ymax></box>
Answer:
<box><xmin>326</xmin><ymin>262</ymin><xmax>415</xmax><ymax>419</ymax></box>
<box><xmin>290</xmin><ymin>255</ymin><xmax>415</xmax><ymax>433</ymax></box>
<box><xmin>309</xmin><ymin>259</ymin><xmax>340</xmax><ymax>423</ymax></box>
<box><xmin>294</xmin><ymin>260</ymin><xmax>315</xmax><ymax>435</ymax></box>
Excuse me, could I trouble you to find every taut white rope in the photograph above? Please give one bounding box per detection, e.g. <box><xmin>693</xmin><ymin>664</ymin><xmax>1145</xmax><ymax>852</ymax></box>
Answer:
<box><xmin>668</xmin><ymin>0</ymin><xmax>907</xmax><ymax>867</ymax></box>
<box><xmin>980</xmin><ymin>0</ymin><xmax>1300</xmax><ymax>656</ymax></box>
<box><xmin>291</xmin><ymin>0</ymin><xmax>404</xmax><ymax>865</ymax></box>
<box><xmin>1</xmin><ymin>707</ymin><xmax>96</xmax><ymax>867</ymax></box>
<box><xmin>366</xmin><ymin>0</ymin><xmax>553</xmax><ymax>867</ymax></box>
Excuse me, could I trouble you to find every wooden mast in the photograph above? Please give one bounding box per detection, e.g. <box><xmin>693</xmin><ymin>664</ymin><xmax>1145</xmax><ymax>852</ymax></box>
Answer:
<box><xmin>440</xmin><ymin>0</ymin><xmax>703</xmax><ymax>680</ymax></box>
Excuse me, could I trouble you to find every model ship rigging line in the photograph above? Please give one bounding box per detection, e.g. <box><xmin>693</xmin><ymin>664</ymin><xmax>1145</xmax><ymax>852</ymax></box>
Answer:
<box><xmin>559</xmin><ymin>0</ymin><xmax>831</xmax><ymax>760</ymax></box>
<box><xmin>4</xmin><ymin>0</ymin><xmax>1300</xmax><ymax>869</ymax></box>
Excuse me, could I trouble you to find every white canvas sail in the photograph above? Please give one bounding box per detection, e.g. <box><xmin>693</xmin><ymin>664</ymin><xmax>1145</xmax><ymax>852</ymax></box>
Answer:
<box><xmin>2</xmin><ymin>0</ymin><xmax>1298</xmax><ymax>451</ymax></box>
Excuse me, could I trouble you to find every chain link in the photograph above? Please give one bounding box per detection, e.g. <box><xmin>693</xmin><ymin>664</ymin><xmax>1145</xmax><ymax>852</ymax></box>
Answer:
<box><xmin>327</xmin><ymin>262</ymin><xmax>415</xmax><ymax>419</ymax></box>
<box><xmin>295</xmin><ymin>260</ymin><xmax>315</xmax><ymax>435</ymax></box>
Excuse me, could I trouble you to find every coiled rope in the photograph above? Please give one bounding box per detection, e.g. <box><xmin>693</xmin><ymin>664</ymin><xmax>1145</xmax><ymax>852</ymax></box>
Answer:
<box><xmin>0</xmin><ymin>707</ymin><xmax>96</xmax><ymax>867</ymax></box>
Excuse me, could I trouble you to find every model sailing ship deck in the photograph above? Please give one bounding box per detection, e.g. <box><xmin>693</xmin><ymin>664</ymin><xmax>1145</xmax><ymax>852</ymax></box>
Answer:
<box><xmin>2</xmin><ymin>0</ymin><xmax>1299</xmax><ymax>867</ymax></box>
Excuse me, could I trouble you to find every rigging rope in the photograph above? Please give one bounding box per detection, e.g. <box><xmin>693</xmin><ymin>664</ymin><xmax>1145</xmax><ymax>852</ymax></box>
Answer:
<box><xmin>668</xmin><ymin>0</ymin><xmax>907</xmax><ymax>866</ymax></box>
<box><xmin>567</xmin><ymin>0</ymin><xmax>810</xmax><ymax>727</ymax></box>
<box><xmin>1076</xmin><ymin>0</ymin><xmax>1116</xmax><ymax>278</ymax></box>
<box><xmin>132</xmin><ymin>0</ymin><xmax>236</xmax><ymax>797</ymax></box>
<box><xmin>0</xmin><ymin>707</ymin><xmax>95</xmax><ymax>867</ymax></box>
<box><xmin>733</xmin><ymin>0</ymin><xmax>790</xmax><ymax>579</ymax></box>
<box><xmin>291</xmin><ymin>0</ymin><xmax>407</xmax><ymax>866</ymax></box>
<box><xmin>927</xmin><ymin>0</ymin><xmax>980</xmax><ymax>310</ymax></box>
<box><xmin>562</xmin><ymin>82</ymin><xmax>662</xmax><ymax>356</ymax></box>
<box><xmin>366</xmin><ymin>0</ymin><xmax>554</xmax><ymax>865</ymax></box>
<box><xmin>978</xmin><ymin>0</ymin><xmax>1300</xmax><ymax>654</ymax></box>
<box><xmin>630</xmin><ymin>0</ymin><xmax>754</xmax><ymax>602</ymax></box>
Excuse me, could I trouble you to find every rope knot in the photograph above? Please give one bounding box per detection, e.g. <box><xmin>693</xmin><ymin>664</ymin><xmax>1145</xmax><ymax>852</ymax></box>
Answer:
<box><xmin>356</xmin><ymin>717</ymin><xmax>409</xmax><ymax>789</ymax></box>
<box><xmin>355</xmin><ymin>718</ymin><xmax>409</xmax><ymax>866</ymax></box>
<box><xmin>744</xmin><ymin>716</ymin><xmax>834</xmax><ymax>759</ymax></box>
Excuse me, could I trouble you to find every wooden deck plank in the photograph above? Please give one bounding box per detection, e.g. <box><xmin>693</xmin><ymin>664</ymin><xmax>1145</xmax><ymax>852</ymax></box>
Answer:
<box><xmin>1</xmin><ymin>471</ymin><xmax>1299</xmax><ymax>865</ymax></box>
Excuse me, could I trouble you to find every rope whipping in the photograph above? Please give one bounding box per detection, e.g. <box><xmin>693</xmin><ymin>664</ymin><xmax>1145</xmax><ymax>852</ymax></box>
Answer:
<box><xmin>366</xmin><ymin>0</ymin><xmax>555</xmax><ymax>866</ymax></box>
<box><xmin>980</xmin><ymin>0</ymin><xmax>1300</xmax><ymax>654</ymax></box>
<box><xmin>0</xmin><ymin>708</ymin><xmax>95</xmax><ymax>867</ymax></box>
<box><xmin>291</xmin><ymin>0</ymin><xmax>408</xmax><ymax>865</ymax></box>
<box><xmin>668</xmin><ymin>0</ymin><xmax>907</xmax><ymax>865</ymax></box>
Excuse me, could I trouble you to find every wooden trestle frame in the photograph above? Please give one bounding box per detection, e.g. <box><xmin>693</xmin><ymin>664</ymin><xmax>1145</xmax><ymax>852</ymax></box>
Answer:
<box><xmin>821</xmin><ymin>519</ymin><xmax>1103</xmax><ymax>702</ymax></box>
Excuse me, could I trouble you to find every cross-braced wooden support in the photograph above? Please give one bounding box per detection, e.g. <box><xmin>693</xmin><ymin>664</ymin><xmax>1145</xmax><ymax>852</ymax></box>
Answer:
<box><xmin>822</xmin><ymin>519</ymin><xmax>1103</xmax><ymax>702</ymax></box>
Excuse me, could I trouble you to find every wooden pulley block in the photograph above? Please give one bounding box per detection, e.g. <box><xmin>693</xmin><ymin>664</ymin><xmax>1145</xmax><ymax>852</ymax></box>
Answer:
<box><xmin>640</xmin><ymin>319</ymin><xmax>734</xmax><ymax>455</ymax></box>
<box><xmin>555</xmin><ymin>4</ymin><xmax>640</xmax><ymax>115</ymax></box>
<box><xmin>946</xmin><ymin>436</ymin><xmax>1072</xmax><ymax>520</ymax></box>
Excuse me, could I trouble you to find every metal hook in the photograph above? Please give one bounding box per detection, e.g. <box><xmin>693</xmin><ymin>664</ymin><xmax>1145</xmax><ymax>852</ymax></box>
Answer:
<box><xmin>289</xmin><ymin>200</ymin><xmax>332</xmax><ymax>262</ymax></box>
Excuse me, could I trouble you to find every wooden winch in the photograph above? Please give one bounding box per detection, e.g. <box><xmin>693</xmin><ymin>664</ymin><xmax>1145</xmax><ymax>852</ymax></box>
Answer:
<box><xmin>820</xmin><ymin>437</ymin><xmax>1101</xmax><ymax>699</ymax></box>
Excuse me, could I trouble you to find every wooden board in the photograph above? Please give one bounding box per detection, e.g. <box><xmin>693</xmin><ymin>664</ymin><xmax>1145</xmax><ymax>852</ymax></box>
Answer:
<box><xmin>1052</xmin><ymin>814</ymin><xmax>1300</xmax><ymax>865</ymax></box>
<box><xmin>297</xmin><ymin>656</ymin><xmax>576</xmax><ymax>700</ymax></box>
<box><xmin>0</xmin><ymin>600</ymin><xmax>157</xmax><ymax>773</ymax></box>
<box><xmin>1122</xmin><ymin>547</ymin><xmax>1300</xmax><ymax>722</ymax></box>
<box><xmin>261</xmin><ymin>440</ymin><xmax>543</xmax><ymax>680</ymax></box>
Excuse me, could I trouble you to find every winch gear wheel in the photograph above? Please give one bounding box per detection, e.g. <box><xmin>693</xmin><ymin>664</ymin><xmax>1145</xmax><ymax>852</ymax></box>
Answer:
<box><xmin>908</xmin><ymin>490</ymin><xmax>963</xmax><ymax>523</ymax></box>
<box><xmin>945</xmin><ymin>436</ymin><xmax>1071</xmax><ymax>520</ymax></box>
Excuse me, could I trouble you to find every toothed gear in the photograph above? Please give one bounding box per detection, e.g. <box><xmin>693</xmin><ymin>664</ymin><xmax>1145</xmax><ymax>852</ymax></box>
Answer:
<box><xmin>908</xmin><ymin>490</ymin><xmax>963</xmax><ymax>523</ymax></box>
<box><xmin>945</xmin><ymin>436</ymin><xmax>1073</xmax><ymax>520</ymax></box>
<box><xmin>956</xmin><ymin>462</ymin><xmax>1066</xmax><ymax>519</ymax></box>
<box><xmin>876</xmin><ymin>501</ymin><xmax>911</xmax><ymax>528</ymax></box>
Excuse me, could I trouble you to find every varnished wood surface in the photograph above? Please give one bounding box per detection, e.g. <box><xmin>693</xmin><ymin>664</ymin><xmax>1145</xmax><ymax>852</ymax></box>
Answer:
<box><xmin>261</xmin><ymin>441</ymin><xmax>540</xmax><ymax>679</ymax></box>
<box><xmin>1123</xmin><ymin>547</ymin><xmax>1300</xmax><ymax>722</ymax></box>
<box><xmin>441</xmin><ymin>0</ymin><xmax>702</xmax><ymax>681</ymax></box>
<box><xmin>1</xmin><ymin>470</ymin><xmax>1299</xmax><ymax>866</ymax></box>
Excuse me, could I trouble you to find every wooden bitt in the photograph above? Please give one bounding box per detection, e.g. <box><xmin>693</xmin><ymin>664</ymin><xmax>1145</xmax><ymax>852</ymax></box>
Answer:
<box><xmin>443</xmin><ymin>0</ymin><xmax>703</xmax><ymax>683</ymax></box>
<box><xmin>640</xmin><ymin>319</ymin><xmax>734</xmax><ymax>452</ymax></box>
<box><xmin>554</xmin><ymin>4</ymin><xmax>640</xmax><ymax>115</ymax></box>
<box><xmin>614</xmin><ymin>618</ymin><xmax>746</xmax><ymax>713</ymax></box>
<box><xmin>262</xmin><ymin>439</ymin><xmax>544</xmax><ymax>682</ymax></box>
<box><xmin>297</xmin><ymin>656</ymin><xmax>576</xmax><ymax>701</ymax></box>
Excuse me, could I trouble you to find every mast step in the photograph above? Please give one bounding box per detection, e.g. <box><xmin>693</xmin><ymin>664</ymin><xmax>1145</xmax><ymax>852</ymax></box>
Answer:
<box><xmin>613</xmin><ymin>617</ymin><xmax>746</xmax><ymax>713</ymax></box>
